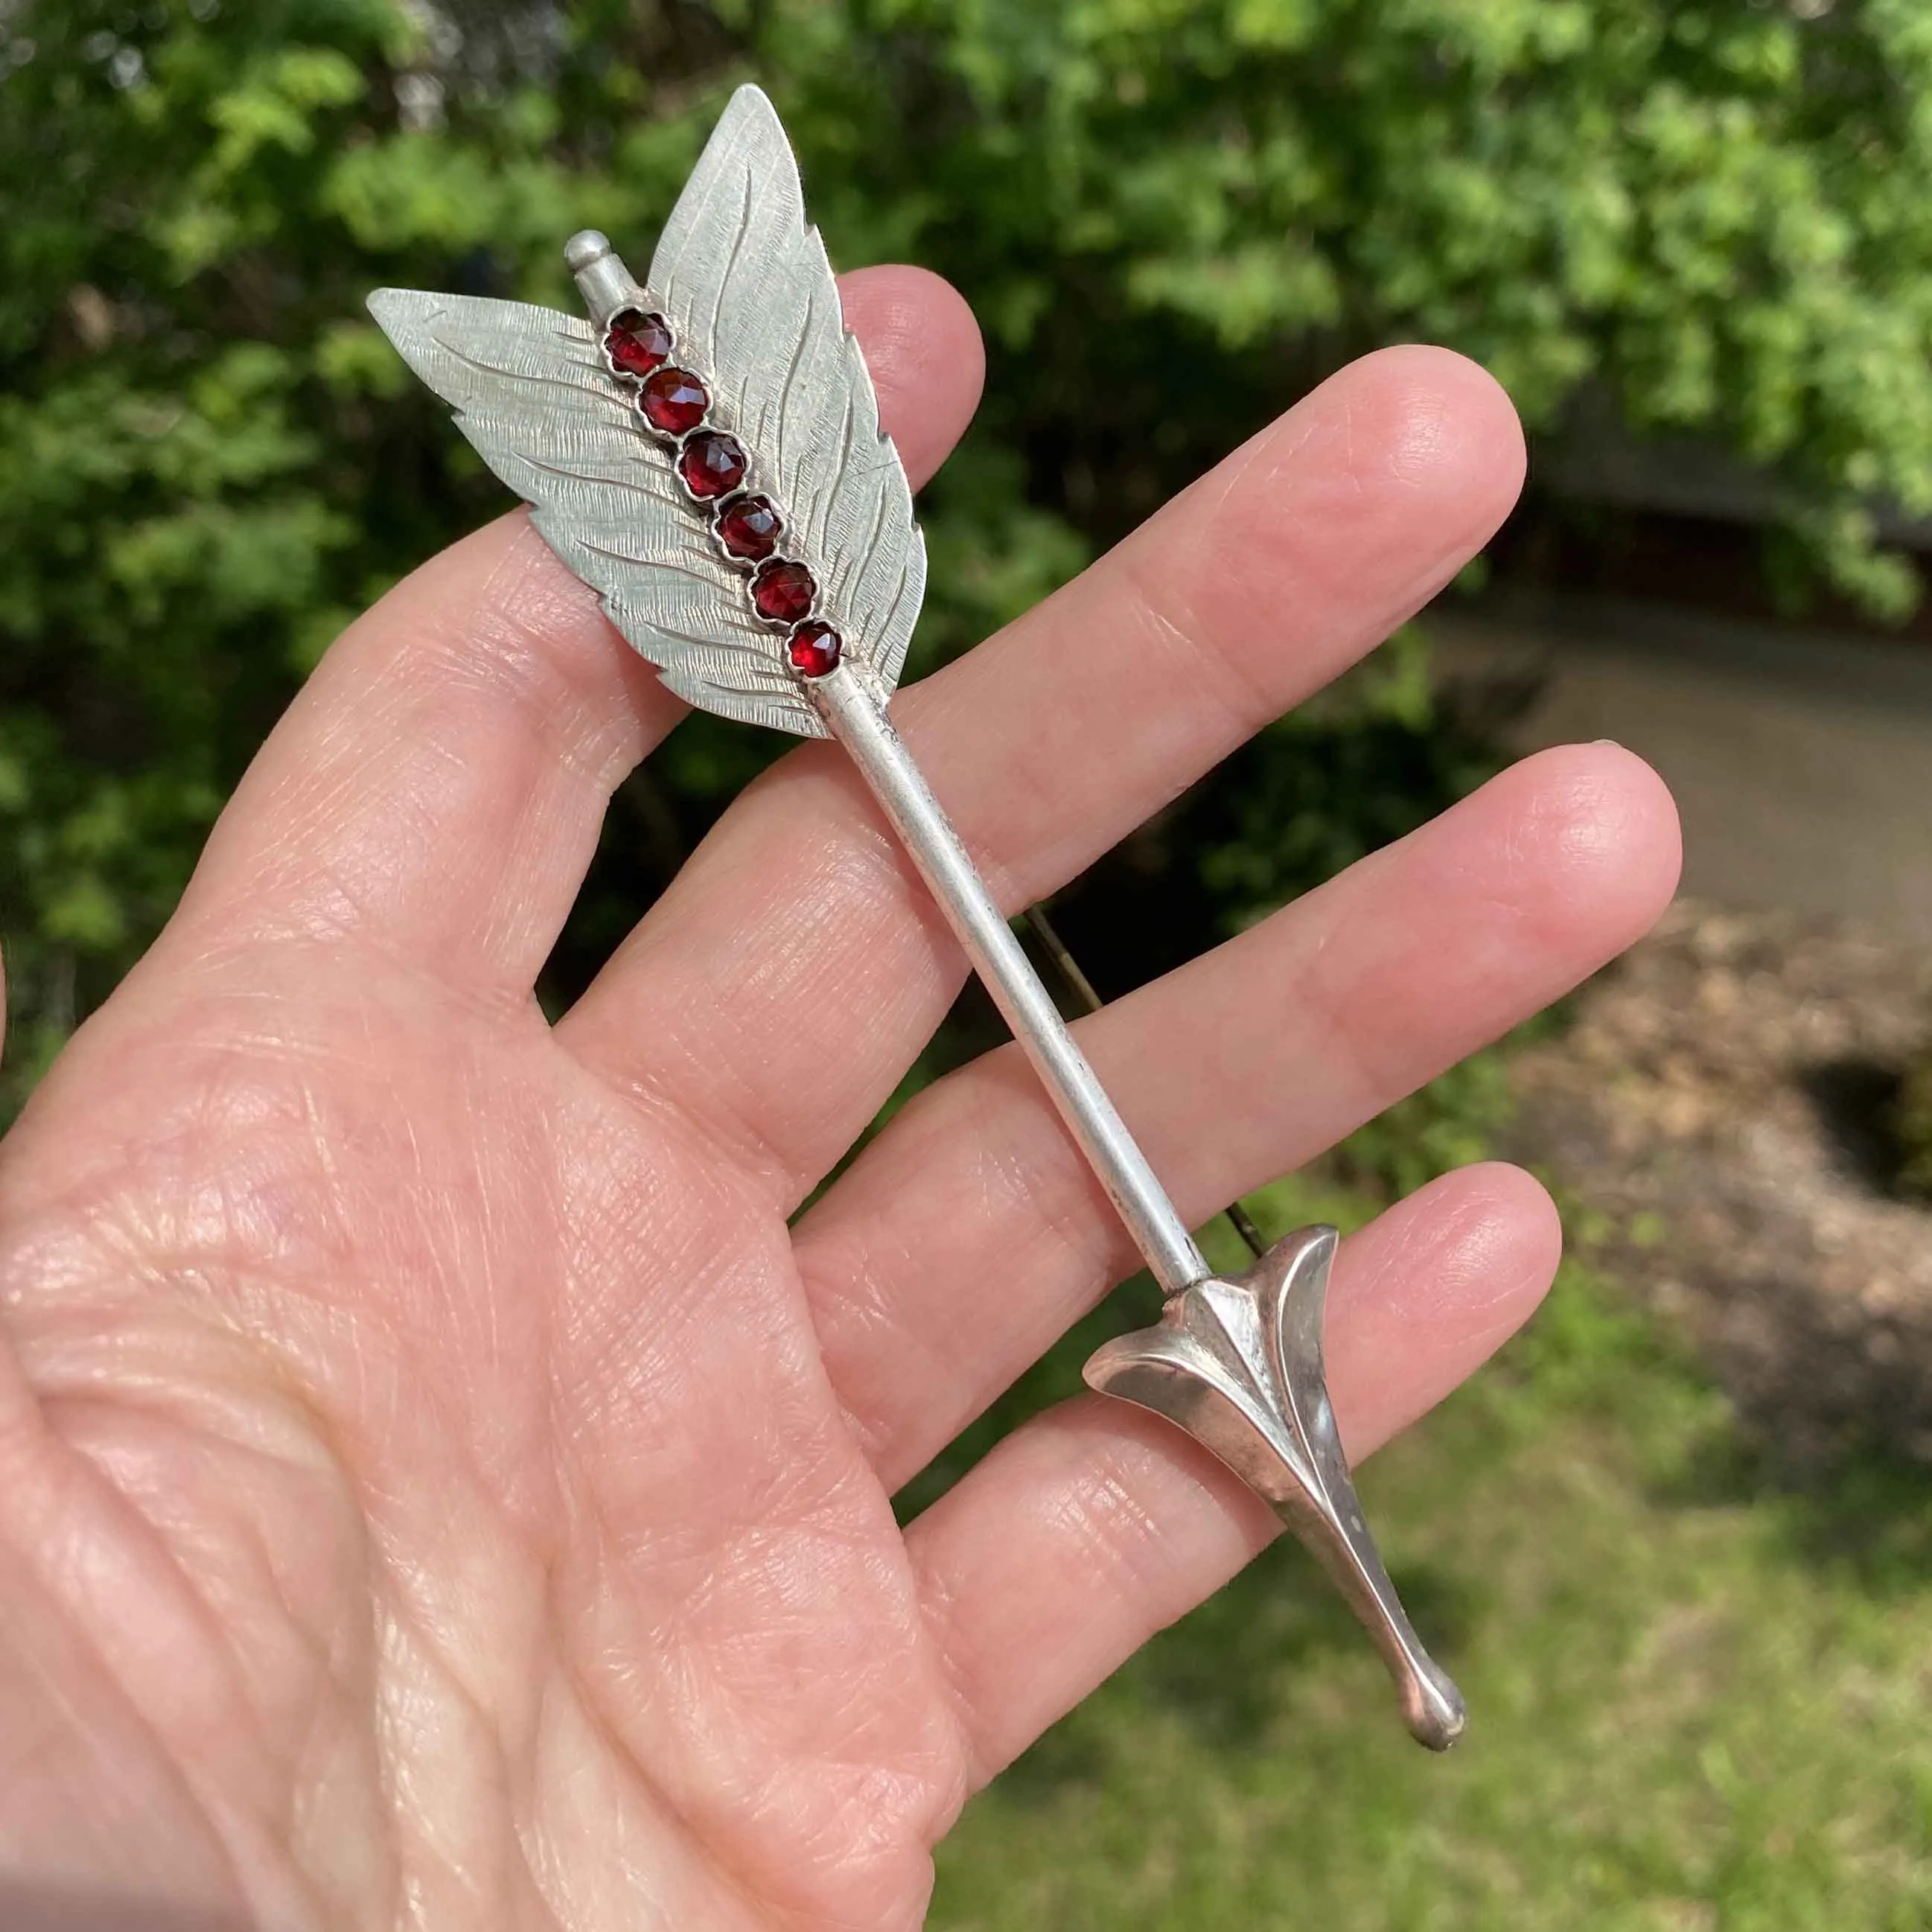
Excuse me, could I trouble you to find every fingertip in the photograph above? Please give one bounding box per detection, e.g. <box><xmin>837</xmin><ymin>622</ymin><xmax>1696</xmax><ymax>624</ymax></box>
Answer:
<box><xmin>1426</xmin><ymin>1160</ymin><xmax>1566</xmax><ymax>1314</ymax></box>
<box><xmin>1579</xmin><ymin>739</ymin><xmax>1686</xmax><ymax>904</ymax></box>
<box><xmin>1361</xmin><ymin>1159</ymin><xmax>1562</xmax><ymax>1335</ymax></box>
<box><xmin>1300</xmin><ymin>343</ymin><xmax>1528</xmax><ymax>542</ymax></box>
<box><xmin>1331</xmin><ymin>1161</ymin><xmax>1563</xmax><ymax>1458</ymax></box>
<box><xmin>1186</xmin><ymin>343</ymin><xmax>1529</xmax><ymax>670</ymax></box>
<box><xmin>1496</xmin><ymin>741</ymin><xmax>1685</xmax><ymax>954</ymax></box>
<box><xmin>837</xmin><ymin>264</ymin><xmax>985</xmax><ymax>490</ymax></box>
<box><xmin>1383</xmin><ymin>343</ymin><xmax>1527</xmax><ymax>494</ymax></box>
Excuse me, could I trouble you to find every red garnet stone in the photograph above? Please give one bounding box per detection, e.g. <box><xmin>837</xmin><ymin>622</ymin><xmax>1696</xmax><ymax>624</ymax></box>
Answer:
<box><xmin>788</xmin><ymin>620</ymin><xmax>843</xmax><ymax>677</ymax></box>
<box><xmin>751</xmin><ymin>559</ymin><xmax>815</xmax><ymax>624</ymax></box>
<box><xmin>714</xmin><ymin>493</ymin><xmax>782</xmax><ymax>562</ymax></box>
<box><xmin>678</xmin><ymin>430</ymin><xmax>747</xmax><ymax>500</ymax></box>
<box><xmin>639</xmin><ymin>366</ymin><xmax>709</xmax><ymax>435</ymax></box>
<box><xmin>605</xmin><ymin>310</ymin><xmax>672</xmax><ymax>377</ymax></box>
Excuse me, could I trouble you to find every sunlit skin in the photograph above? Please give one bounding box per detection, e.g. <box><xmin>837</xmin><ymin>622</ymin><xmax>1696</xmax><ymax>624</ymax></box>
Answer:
<box><xmin>0</xmin><ymin>267</ymin><xmax>1680</xmax><ymax>1931</ymax></box>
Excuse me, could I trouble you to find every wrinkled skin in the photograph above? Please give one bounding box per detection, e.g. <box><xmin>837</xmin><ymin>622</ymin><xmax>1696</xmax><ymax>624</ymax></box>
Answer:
<box><xmin>0</xmin><ymin>270</ymin><xmax>1680</xmax><ymax>1931</ymax></box>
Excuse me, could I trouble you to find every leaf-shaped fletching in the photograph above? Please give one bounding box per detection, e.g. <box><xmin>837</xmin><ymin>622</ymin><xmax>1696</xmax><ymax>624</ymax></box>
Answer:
<box><xmin>648</xmin><ymin>84</ymin><xmax>927</xmax><ymax>706</ymax></box>
<box><xmin>365</xmin><ymin>288</ymin><xmax>827</xmax><ymax>738</ymax></box>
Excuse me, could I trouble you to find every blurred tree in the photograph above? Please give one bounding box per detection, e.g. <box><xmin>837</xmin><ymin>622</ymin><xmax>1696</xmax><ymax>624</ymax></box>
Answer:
<box><xmin>4</xmin><ymin>0</ymin><xmax>1932</xmax><ymax>1123</ymax></box>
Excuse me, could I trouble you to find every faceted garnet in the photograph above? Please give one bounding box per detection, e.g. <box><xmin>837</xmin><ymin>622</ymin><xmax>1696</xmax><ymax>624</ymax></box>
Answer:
<box><xmin>714</xmin><ymin>493</ymin><xmax>782</xmax><ymax>562</ymax></box>
<box><xmin>605</xmin><ymin>310</ymin><xmax>672</xmax><ymax>377</ymax></box>
<box><xmin>750</xmin><ymin>559</ymin><xmax>815</xmax><ymax>624</ymax></box>
<box><xmin>787</xmin><ymin>620</ymin><xmax>843</xmax><ymax>677</ymax></box>
<box><xmin>639</xmin><ymin>366</ymin><xmax>709</xmax><ymax>435</ymax></box>
<box><xmin>678</xmin><ymin>430</ymin><xmax>747</xmax><ymax>500</ymax></box>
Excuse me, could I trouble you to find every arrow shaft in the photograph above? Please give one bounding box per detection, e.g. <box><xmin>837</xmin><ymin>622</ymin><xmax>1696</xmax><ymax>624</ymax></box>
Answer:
<box><xmin>811</xmin><ymin>665</ymin><xmax>1211</xmax><ymax>1299</ymax></box>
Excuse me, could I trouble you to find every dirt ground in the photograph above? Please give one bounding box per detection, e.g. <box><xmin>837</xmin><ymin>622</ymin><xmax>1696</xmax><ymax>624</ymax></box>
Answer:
<box><xmin>1506</xmin><ymin>897</ymin><xmax>1932</xmax><ymax>1466</ymax></box>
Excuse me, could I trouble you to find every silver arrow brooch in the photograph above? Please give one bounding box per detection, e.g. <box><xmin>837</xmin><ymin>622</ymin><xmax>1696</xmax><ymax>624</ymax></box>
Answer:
<box><xmin>369</xmin><ymin>82</ymin><xmax>1464</xmax><ymax>1750</ymax></box>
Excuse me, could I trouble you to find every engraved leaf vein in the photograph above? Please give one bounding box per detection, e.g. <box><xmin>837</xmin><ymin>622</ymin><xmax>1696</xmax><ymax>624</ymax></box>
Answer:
<box><xmin>434</xmin><ymin>334</ymin><xmax>616</xmax><ymax>409</ymax></box>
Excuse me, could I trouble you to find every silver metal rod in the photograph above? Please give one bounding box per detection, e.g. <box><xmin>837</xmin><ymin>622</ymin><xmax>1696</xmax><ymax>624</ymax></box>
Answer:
<box><xmin>1023</xmin><ymin>902</ymin><xmax>1270</xmax><ymax>1264</ymax></box>
<box><xmin>812</xmin><ymin>666</ymin><xmax>1211</xmax><ymax>1299</ymax></box>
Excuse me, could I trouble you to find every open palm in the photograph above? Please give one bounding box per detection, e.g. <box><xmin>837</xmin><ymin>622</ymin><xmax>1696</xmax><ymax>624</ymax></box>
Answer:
<box><xmin>0</xmin><ymin>269</ymin><xmax>1678</xmax><ymax>1931</ymax></box>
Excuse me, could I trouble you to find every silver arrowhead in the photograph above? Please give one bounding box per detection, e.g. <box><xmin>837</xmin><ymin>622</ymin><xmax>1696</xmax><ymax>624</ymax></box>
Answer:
<box><xmin>1083</xmin><ymin>1224</ymin><xmax>1466</xmax><ymax>1750</ymax></box>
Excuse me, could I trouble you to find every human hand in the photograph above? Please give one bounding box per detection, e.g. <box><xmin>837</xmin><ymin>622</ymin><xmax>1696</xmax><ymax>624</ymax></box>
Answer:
<box><xmin>0</xmin><ymin>267</ymin><xmax>1679</xmax><ymax>1931</ymax></box>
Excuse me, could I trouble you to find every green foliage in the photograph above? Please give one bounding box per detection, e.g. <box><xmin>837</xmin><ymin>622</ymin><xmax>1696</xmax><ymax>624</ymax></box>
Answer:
<box><xmin>8</xmin><ymin>0</ymin><xmax>1932</xmax><ymax>1125</ymax></box>
<box><xmin>1334</xmin><ymin>1048</ymin><xmax>1519</xmax><ymax>1200</ymax></box>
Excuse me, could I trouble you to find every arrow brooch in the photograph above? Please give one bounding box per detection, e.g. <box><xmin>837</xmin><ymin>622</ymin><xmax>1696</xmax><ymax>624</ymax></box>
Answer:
<box><xmin>369</xmin><ymin>83</ymin><xmax>1464</xmax><ymax>1750</ymax></box>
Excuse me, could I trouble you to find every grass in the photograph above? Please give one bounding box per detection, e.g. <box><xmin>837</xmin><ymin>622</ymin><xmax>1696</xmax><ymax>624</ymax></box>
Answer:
<box><xmin>923</xmin><ymin>1176</ymin><xmax>1932</xmax><ymax>1931</ymax></box>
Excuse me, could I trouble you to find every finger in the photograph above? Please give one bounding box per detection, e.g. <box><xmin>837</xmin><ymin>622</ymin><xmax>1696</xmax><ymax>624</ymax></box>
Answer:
<box><xmin>796</xmin><ymin>741</ymin><xmax>1679</xmax><ymax>1485</ymax></box>
<box><xmin>558</xmin><ymin>346</ymin><xmax>1526</xmax><ymax>1196</ymax></box>
<box><xmin>164</xmin><ymin>267</ymin><xmax>985</xmax><ymax>992</ymax></box>
<box><xmin>906</xmin><ymin>1163</ymin><xmax>1562</xmax><ymax>1783</ymax></box>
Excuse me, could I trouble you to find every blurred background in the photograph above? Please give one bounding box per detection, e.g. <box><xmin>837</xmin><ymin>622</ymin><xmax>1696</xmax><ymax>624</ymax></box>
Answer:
<box><xmin>5</xmin><ymin>0</ymin><xmax>1932</xmax><ymax>1923</ymax></box>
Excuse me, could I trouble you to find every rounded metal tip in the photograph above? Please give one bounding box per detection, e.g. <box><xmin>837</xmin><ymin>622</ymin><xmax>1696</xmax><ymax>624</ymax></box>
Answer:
<box><xmin>1402</xmin><ymin>1660</ymin><xmax>1468</xmax><ymax>1752</ymax></box>
<box><xmin>564</xmin><ymin>229</ymin><xmax>613</xmax><ymax>273</ymax></box>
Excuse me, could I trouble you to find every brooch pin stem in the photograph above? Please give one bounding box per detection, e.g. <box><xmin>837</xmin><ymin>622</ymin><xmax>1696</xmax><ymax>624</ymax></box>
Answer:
<box><xmin>1023</xmin><ymin>902</ymin><xmax>1271</xmax><ymax>1263</ymax></box>
<box><xmin>807</xmin><ymin>663</ymin><xmax>1212</xmax><ymax>1297</ymax></box>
